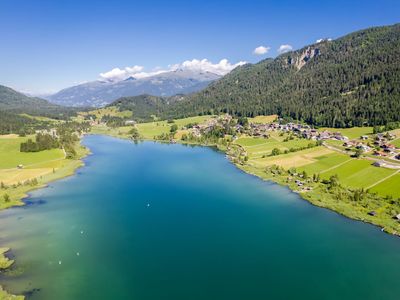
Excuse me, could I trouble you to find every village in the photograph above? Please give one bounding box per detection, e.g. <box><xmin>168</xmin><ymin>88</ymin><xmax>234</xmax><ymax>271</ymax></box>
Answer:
<box><xmin>183</xmin><ymin>115</ymin><xmax>400</xmax><ymax>164</ymax></box>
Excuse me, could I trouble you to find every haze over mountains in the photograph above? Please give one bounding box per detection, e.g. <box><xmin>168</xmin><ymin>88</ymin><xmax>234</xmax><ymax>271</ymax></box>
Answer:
<box><xmin>47</xmin><ymin>69</ymin><xmax>221</xmax><ymax>107</ymax></box>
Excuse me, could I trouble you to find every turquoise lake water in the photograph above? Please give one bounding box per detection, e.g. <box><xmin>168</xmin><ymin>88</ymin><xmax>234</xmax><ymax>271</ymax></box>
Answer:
<box><xmin>1</xmin><ymin>135</ymin><xmax>400</xmax><ymax>299</ymax></box>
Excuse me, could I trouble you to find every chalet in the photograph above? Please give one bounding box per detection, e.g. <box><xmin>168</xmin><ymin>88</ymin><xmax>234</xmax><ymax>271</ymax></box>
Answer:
<box><xmin>368</xmin><ymin>211</ymin><xmax>377</xmax><ymax>217</ymax></box>
<box><xmin>343</xmin><ymin>140</ymin><xmax>357</xmax><ymax>147</ymax></box>
<box><xmin>333</xmin><ymin>132</ymin><xmax>346</xmax><ymax>141</ymax></box>
<box><xmin>360</xmin><ymin>135</ymin><xmax>369</xmax><ymax>140</ymax></box>
<box><xmin>17</xmin><ymin>164</ymin><xmax>23</xmax><ymax>169</ymax></box>
<box><xmin>356</xmin><ymin>144</ymin><xmax>371</xmax><ymax>152</ymax></box>
<box><xmin>386</xmin><ymin>133</ymin><xmax>396</xmax><ymax>140</ymax></box>
<box><xmin>374</xmin><ymin>134</ymin><xmax>386</xmax><ymax>146</ymax></box>
<box><xmin>381</xmin><ymin>144</ymin><xmax>396</xmax><ymax>154</ymax></box>
<box><xmin>394</xmin><ymin>214</ymin><xmax>400</xmax><ymax>221</ymax></box>
<box><xmin>319</xmin><ymin>131</ymin><xmax>331</xmax><ymax>140</ymax></box>
<box><xmin>373</xmin><ymin>150</ymin><xmax>387</xmax><ymax>157</ymax></box>
<box><xmin>373</xmin><ymin>160</ymin><xmax>387</xmax><ymax>168</ymax></box>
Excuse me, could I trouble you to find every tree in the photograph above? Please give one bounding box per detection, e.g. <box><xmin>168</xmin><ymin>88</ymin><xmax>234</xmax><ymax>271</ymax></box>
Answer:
<box><xmin>271</xmin><ymin>148</ymin><xmax>281</xmax><ymax>156</ymax></box>
<box><xmin>329</xmin><ymin>174</ymin><xmax>340</xmax><ymax>188</ymax></box>
<box><xmin>353</xmin><ymin>148</ymin><xmax>363</xmax><ymax>158</ymax></box>
<box><xmin>170</xmin><ymin>124</ymin><xmax>178</xmax><ymax>133</ymax></box>
<box><xmin>129</xmin><ymin>127</ymin><xmax>140</xmax><ymax>140</ymax></box>
<box><xmin>3</xmin><ymin>193</ymin><xmax>10</xmax><ymax>202</ymax></box>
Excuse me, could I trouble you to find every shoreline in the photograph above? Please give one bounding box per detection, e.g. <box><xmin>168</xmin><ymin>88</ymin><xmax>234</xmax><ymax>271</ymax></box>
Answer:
<box><xmin>0</xmin><ymin>133</ymin><xmax>398</xmax><ymax>298</ymax></box>
<box><xmin>0</xmin><ymin>139</ymin><xmax>91</xmax><ymax>299</ymax></box>
<box><xmin>106</xmin><ymin>133</ymin><xmax>400</xmax><ymax>237</ymax></box>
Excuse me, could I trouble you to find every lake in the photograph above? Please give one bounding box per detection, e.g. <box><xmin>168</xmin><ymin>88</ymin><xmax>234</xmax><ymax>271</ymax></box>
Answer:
<box><xmin>1</xmin><ymin>135</ymin><xmax>400</xmax><ymax>299</ymax></box>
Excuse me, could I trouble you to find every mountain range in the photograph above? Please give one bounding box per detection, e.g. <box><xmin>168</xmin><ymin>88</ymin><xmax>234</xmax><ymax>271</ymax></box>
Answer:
<box><xmin>111</xmin><ymin>23</ymin><xmax>400</xmax><ymax>127</ymax></box>
<box><xmin>1</xmin><ymin>23</ymin><xmax>400</xmax><ymax>130</ymax></box>
<box><xmin>47</xmin><ymin>69</ymin><xmax>221</xmax><ymax>107</ymax></box>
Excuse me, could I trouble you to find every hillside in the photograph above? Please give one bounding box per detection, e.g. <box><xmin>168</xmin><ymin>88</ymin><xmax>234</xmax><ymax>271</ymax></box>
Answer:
<box><xmin>0</xmin><ymin>85</ymin><xmax>78</xmax><ymax>118</ymax></box>
<box><xmin>48</xmin><ymin>69</ymin><xmax>220</xmax><ymax>107</ymax></box>
<box><xmin>0</xmin><ymin>85</ymin><xmax>79</xmax><ymax>134</ymax></box>
<box><xmin>157</xmin><ymin>23</ymin><xmax>400</xmax><ymax>127</ymax></box>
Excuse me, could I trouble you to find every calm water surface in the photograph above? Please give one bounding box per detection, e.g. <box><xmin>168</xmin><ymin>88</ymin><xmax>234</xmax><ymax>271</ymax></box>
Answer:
<box><xmin>1</xmin><ymin>135</ymin><xmax>400</xmax><ymax>299</ymax></box>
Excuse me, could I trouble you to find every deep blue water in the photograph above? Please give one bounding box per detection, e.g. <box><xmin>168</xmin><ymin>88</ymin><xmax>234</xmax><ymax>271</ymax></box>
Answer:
<box><xmin>1</xmin><ymin>135</ymin><xmax>400</xmax><ymax>299</ymax></box>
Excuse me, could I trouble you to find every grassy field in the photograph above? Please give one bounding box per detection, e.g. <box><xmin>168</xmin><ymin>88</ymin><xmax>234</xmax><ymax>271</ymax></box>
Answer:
<box><xmin>370</xmin><ymin>173</ymin><xmax>400</xmax><ymax>198</ymax></box>
<box><xmin>76</xmin><ymin>107</ymin><xmax>133</xmax><ymax>122</ymax></box>
<box><xmin>250</xmin><ymin>147</ymin><xmax>334</xmax><ymax>169</ymax></box>
<box><xmin>297</xmin><ymin>152</ymin><xmax>351</xmax><ymax>174</ymax></box>
<box><xmin>137</xmin><ymin>115</ymin><xmax>213</xmax><ymax>139</ymax></box>
<box><xmin>318</xmin><ymin>127</ymin><xmax>373</xmax><ymax>139</ymax></box>
<box><xmin>236</xmin><ymin>134</ymin><xmax>399</xmax><ymax>199</ymax></box>
<box><xmin>236</xmin><ymin>133</ymin><xmax>317</xmax><ymax>159</ymax></box>
<box><xmin>248</xmin><ymin>115</ymin><xmax>278</xmax><ymax>124</ymax></box>
<box><xmin>0</xmin><ymin>134</ymin><xmax>88</xmax><ymax>210</ymax></box>
<box><xmin>0</xmin><ymin>135</ymin><xmax>64</xmax><ymax>169</ymax></box>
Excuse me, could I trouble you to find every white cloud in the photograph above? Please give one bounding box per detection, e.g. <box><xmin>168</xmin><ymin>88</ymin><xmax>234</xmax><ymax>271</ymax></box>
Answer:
<box><xmin>316</xmin><ymin>38</ymin><xmax>332</xmax><ymax>43</ymax></box>
<box><xmin>253</xmin><ymin>46</ymin><xmax>270</xmax><ymax>55</ymax></box>
<box><xmin>99</xmin><ymin>65</ymin><xmax>144</xmax><ymax>81</ymax></box>
<box><xmin>99</xmin><ymin>59</ymin><xmax>246</xmax><ymax>81</ymax></box>
<box><xmin>277</xmin><ymin>44</ymin><xmax>293</xmax><ymax>54</ymax></box>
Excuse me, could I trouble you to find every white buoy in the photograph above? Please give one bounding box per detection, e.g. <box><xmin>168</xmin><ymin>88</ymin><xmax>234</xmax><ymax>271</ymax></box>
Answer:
<box><xmin>76</xmin><ymin>252</ymin><xmax>80</xmax><ymax>256</ymax></box>
<box><xmin>59</xmin><ymin>260</ymin><xmax>62</xmax><ymax>265</ymax></box>
<box><xmin>80</xmin><ymin>230</ymin><xmax>84</xmax><ymax>234</ymax></box>
<box><xmin>147</xmin><ymin>203</ymin><xmax>150</xmax><ymax>207</ymax></box>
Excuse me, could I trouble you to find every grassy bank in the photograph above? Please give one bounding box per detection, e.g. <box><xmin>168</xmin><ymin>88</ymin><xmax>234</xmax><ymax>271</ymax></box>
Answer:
<box><xmin>0</xmin><ymin>134</ymin><xmax>89</xmax><ymax>299</ymax></box>
<box><xmin>0</xmin><ymin>248</ymin><xmax>24</xmax><ymax>299</ymax></box>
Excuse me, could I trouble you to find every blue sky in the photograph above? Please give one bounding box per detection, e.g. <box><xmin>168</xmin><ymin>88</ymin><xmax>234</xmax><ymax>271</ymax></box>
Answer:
<box><xmin>1</xmin><ymin>0</ymin><xmax>399</xmax><ymax>94</ymax></box>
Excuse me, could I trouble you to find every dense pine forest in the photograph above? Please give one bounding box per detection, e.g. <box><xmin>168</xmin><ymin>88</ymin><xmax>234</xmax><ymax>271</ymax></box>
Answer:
<box><xmin>111</xmin><ymin>23</ymin><xmax>400</xmax><ymax>128</ymax></box>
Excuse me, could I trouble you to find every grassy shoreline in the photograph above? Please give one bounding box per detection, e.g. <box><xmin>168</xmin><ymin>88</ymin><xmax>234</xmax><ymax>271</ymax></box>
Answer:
<box><xmin>0</xmin><ymin>139</ymin><xmax>90</xmax><ymax>299</ymax></box>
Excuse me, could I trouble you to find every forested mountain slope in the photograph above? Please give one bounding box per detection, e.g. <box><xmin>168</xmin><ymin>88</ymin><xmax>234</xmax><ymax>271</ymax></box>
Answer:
<box><xmin>162</xmin><ymin>23</ymin><xmax>400</xmax><ymax>127</ymax></box>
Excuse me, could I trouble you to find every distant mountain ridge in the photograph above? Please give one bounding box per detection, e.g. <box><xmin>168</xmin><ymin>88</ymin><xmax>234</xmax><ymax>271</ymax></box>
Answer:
<box><xmin>0</xmin><ymin>85</ymin><xmax>77</xmax><ymax>118</ymax></box>
<box><xmin>47</xmin><ymin>69</ymin><xmax>221</xmax><ymax>107</ymax></box>
<box><xmin>0</xmin><ymin>84</ymin><xmax>78</xmax><ymax>134</ymax></box>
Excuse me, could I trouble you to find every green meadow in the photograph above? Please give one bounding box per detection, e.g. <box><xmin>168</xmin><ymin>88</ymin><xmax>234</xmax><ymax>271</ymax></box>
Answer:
<box><xmin>0</xmin><ymin>135</ymin><xmax>64</xmax><ymax>169</ymax></box>
<box><xmin>136</xmin><ymin>115</ymin><xmax>213</xmax><ymax>139</ymax></box>
<box><xmin>237</xmin><ymin>135</ymin><xmax>399</xmax><ymax>199</ymax></box>
<box><xmin>318</xmin><ymin>127</ymin><xmax>373</xmax><ymax>139</ymax></box>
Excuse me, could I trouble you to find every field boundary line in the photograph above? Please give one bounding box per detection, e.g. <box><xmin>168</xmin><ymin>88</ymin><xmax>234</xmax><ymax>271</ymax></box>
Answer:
<box><xmin>319</xmin><ymin>158</ymin><xmax>353</xmax><ymax>174</ymax></box>
<box><xmin>366</xmin><ymin>170</ymin><xmax>400</xmax><ymax>190</ymax></box>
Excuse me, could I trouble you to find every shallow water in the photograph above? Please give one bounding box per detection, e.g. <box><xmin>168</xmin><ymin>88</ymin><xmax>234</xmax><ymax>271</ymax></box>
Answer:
<box><xmin>1</xmin><ymin>135</ymin><xmax>400</xmax><ymax>299</ymax></box>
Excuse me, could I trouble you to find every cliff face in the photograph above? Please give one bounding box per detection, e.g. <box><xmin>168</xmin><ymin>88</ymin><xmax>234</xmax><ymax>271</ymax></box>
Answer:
<box><xmin>287</xmin><ymin>46</ymin><xmax>321</xmax><ymax>70</ymax></box>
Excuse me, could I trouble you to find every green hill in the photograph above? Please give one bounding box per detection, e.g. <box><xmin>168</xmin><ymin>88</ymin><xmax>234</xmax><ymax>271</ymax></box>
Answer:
<box><xmin>0</xmin><ymin>85</ymin><xmax>79</xmax><ymax>134</ymax></box>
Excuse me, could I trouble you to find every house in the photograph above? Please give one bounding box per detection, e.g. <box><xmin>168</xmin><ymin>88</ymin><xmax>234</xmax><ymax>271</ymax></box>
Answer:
<box><xmin>373</xmin><ymin>150</ymin><xmax>387</xmax><ymax>157</ymax></box>
<box><xmin>360</xmin><ymin>135</ymin><xmax>369</xmax><ymax>140</ymax></box>
<box><xmin>343</xmin><ymin>140</ymin><xmax>357</xmax><ymax>147</ymax></box>
<box><xmin>382</xmin><ymin>144</ymin><xmax>396</xmax><ymax>153</ymax></box>
<box><xmin>356</xmin><ymin>144</ymin><xmax>371</xmax><ymax>152</ymax></box>
<box><xmin>368</xmin><ymin>211</ymin><xmax>377</xmax><ymax>217</ymax></box>
<box><xmin>394</xmin><ymin>214</ymin><xmax>400</xmax><ymax>221</ymax></box>
<box><xmin>319</xmin><ymin>131</ymin><xmax>331</xmax><ymax>140</ymax></box>
<box><xmin>373</xmin><ymin>160</ymin><xmax>387</xmax><ymax>167</ymax></box>
<box><xmin>125</xmin><ymin>120</ymin><xmax>136</xmax><ymax>125</ymax></box>
<box><xmin>17</xmin><ymin>164</ymin><xmax>23</xmax><ymax>169</ymax></box>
